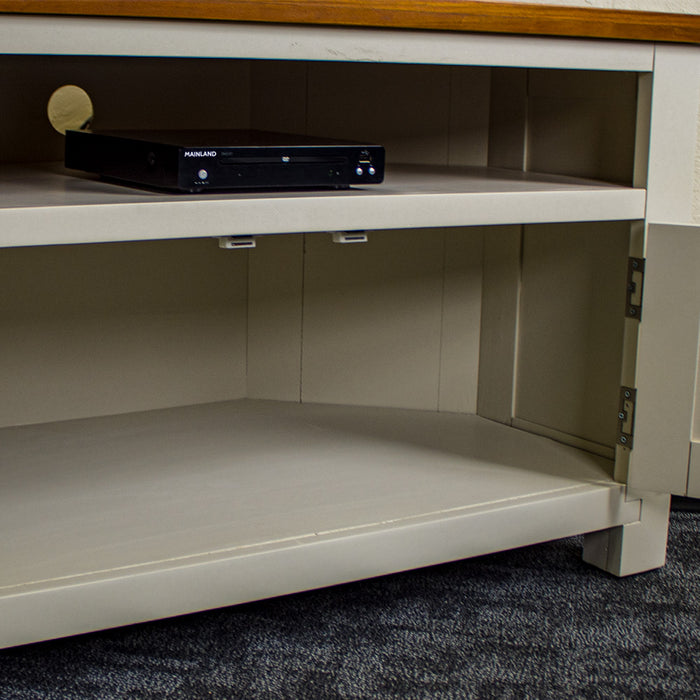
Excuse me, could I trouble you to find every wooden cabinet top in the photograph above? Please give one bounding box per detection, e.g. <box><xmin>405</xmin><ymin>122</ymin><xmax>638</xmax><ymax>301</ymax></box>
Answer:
<box><xmin>0</xmin><ymin>0</ymin><xmax>698</xmax><ymax>44</ymax></box>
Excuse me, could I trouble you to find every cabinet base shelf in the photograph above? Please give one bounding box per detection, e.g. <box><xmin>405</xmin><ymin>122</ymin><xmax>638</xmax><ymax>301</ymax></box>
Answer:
<box><xmin>1</xmin><ymin>399</ymin><xmax>640</xmax><ymax>648</ymax></box>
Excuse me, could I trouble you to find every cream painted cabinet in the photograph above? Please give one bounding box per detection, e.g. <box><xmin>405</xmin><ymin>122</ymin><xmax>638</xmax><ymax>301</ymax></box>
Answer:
<box><xmin>0</xmin><ymin>14</ymin><xmax>698</xmax><ymax>648</ymax></box>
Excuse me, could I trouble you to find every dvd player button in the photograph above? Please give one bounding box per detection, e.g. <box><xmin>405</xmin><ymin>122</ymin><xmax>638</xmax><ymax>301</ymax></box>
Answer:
<box><xmin>198</xmin><ymin>169</ymin><xmax>209</xmax><ymax>180</ymax></box>
<box><xmin>368</xmin><ymin>166</ymin><xmax>376</xmax><ymax>176</ymax></box>
<box><xmin>355</xmin><ymin>167</ymin><xmax>363</xmax><ymax>176</ymax></box>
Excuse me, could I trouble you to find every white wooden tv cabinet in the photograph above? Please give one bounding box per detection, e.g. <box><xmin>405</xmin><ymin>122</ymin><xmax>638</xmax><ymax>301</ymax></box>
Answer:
<box><xmin>0</xmin><ymin>1</ymin><xmax>699</xmax><ymax>649</ymax></box>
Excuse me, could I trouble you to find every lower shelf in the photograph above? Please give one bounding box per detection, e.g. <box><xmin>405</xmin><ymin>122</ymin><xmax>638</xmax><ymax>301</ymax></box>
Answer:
<box><xmin>0</xmin><ymin>399</ymin><xmax>640</xmax><ymax>647</ymax></box>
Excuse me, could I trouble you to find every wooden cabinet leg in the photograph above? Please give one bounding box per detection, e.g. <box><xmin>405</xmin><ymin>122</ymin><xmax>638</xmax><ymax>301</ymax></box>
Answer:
<box><xmin>582</xmin><ymin>492</ymin><xmax>670</xmax><ymax>576</ymax></box>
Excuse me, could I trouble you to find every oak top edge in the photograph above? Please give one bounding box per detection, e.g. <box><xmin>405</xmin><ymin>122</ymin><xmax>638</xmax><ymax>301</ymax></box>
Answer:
<box><xmin>0</xmin><ymin>1</ymin><xmax>698</xmax><ymax>44</ymax></box>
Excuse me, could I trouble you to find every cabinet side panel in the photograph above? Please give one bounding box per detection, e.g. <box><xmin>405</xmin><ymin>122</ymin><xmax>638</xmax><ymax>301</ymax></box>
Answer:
<box><xmin>515</xmin><ymin>222</ymin><xmax>629</xmax><ymax>449</ymax></box>
<box><xmin>527</xmin><ymin>70</ymin><xmax>638</xmax><ymax>185</ymax></box>
<box><xmin>438</xmin><ymin>228</ymin><xmax>484</xmax><ymax>414</ymax></box>
<box><xmin>0</xmin><ymin>55</ymin><xmax>251</xmax><ymax>164</ymax></box>
<box><xmin>0</xmin><ymin>240</ymin><xmax>248</xmax><ymax>426</ymax></box>
<box><xmin>300</xmin><ymin>229</ymin><xmax>444</xmax><ymax>409</ymax></box>
<box><xmin>247</xmin><ymin>234</ymin><xmax>304</xmax><ymax>401</ymax></box>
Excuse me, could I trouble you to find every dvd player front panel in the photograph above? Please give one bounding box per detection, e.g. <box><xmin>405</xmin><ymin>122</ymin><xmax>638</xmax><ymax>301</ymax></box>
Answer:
<box><xmin>179</xmin><ymin>146</ymin><xmax>382</xmax><ymax>192</ymax></box>
<box><xmin>65</xmin><ymin>130</ymin><xmax>385</xmax><ymax>192</ymax></box>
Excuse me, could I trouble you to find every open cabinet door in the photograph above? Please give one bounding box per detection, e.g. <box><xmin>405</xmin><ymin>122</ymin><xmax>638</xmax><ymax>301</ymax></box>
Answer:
<box><xmin>581</xmin><ymin>223</ymin><xmax>699</xmax><ymax>576</ymax></box>
<box><xmin>623</xmin><ymin>43</ymin><xmax>700</xmax><ymax>498</ymax></box>
<box><xmin>626</xmin><ymin>223</ymin><xmax>700</xmax><ymax>497</ymax></box>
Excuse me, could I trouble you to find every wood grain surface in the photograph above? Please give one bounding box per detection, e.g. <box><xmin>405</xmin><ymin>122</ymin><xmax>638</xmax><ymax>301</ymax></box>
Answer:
<box><xmin>0</xmin><ymin>0</ymin><xmax>698</xmax><ymax>44</ymax></box>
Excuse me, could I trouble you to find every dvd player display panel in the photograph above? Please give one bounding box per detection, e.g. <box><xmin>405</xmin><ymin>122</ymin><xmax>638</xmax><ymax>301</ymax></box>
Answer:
<box><xmin>64</xmin><ymin>129</ymin><xmax>385</xmax><ymax>192</ymax></box>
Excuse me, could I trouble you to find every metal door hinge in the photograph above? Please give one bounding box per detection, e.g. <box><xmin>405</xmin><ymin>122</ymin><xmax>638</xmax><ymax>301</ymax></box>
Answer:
<box><xmin>626</xmin><ymin>257</ymin><xmax>645</xmax><ymax>320</ymax></box>
<box><xmin>618</xmin><ymin>386</ymin><xmax>637</xmax><ymax>448</ymax></box>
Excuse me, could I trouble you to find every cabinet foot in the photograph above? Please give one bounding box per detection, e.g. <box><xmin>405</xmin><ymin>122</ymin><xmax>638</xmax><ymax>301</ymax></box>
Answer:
<box><xmin>582</xmin><ymin>492</ymin><xmax>671</xmax><ymax>576</ymax></box>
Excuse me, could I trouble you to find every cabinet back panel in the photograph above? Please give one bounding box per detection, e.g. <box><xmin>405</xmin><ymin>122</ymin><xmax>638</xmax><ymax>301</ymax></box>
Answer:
<box><xmin>488</xmin><ymin>68</ymin><xmax>528</xmax><ymax>171</ymax></box>
<box><xmin>247</xmin><ymin>234</ymin><xmax>304</xmax><ymax>402</ymax></box>
<box><xmin>250</xmin><ymin>61</ymin><xmax>491</xmax><ymax>167</ymax></box>
<box><xmin>300</xmin><ymin>229</ymin><xmax>443</xmax><ymax>409</ymax></box>
<box><xmin>0</xmin><ymin>56</ymin><xmax>251</xmax><ymax>164</ymax></box>
<box><xmin>250</xmin><ymin>61</ymin><xmax>309</xmax><ymax>135</ymax></box>
<box><xmin>299</xmin><ymin>228</ymin><xmax>482</xmax><ymax>411</ymax></box>
<box><xmin>514</xmin><ymin>222</ymin><xmax>630</xmax><ymax>449</ymax></box>
<box><xmin>448</xmin><ymin>66</ymin><xmax>492</xmax><ymax>167</ymax></box>
<box><xmin>477</xmin><ymin>225</ymin><xmax>523</xmax><ymax>424</ymax></box>
<box><xmin>247</xmin><ymin>229</ymin><xmax>483</xmax><ymax>411</ymax></box>
<box><xmin>438</xmin><ymin>228</ymin><xmax>484</xmax><ymax>413</ymax></box>
<box><xmin>0</xmin><ymin>240</ymin><xmax>248</xmax><ymax>427</ymax></box>
<box><xmin>309</xmin><ymin>62</ymin><xmax>450</xmax><ymax>165</ymax></box>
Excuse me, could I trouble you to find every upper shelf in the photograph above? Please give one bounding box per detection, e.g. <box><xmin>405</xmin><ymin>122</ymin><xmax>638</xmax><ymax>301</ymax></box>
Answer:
<box><xmin>0</xmin><ymin>164</ymin><xmax>645</xmax><ymax>247</ymax></box>
<box><xmin>0</xmin><ymin>0</ymin><xmax>698</xmax><ymax>44</ymax></box>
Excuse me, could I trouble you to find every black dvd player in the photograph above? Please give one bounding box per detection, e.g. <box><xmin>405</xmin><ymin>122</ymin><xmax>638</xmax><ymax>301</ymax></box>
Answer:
<box><xmin>65</xmin><ymin>129</ymin><xmax>385</xmax><ymax>193</ymax></box>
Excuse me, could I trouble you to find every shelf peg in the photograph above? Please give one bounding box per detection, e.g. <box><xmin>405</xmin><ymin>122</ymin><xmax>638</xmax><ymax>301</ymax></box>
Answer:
<box><xmin>331</xmin><ymin>231</ymin><xmax>368</xmax><ymax>244</ymax></box>
<box><xmin>217</xmin><ymin>236</ymin><xmax>256</xmax><ymax>250</ymax></box>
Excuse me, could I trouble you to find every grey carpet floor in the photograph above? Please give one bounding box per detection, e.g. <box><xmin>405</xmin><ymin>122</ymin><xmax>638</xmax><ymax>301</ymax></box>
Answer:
<box><xmin>0</xmin><ymin>507</ymin><xmax>698</xmax><ymax>699</ymax></box>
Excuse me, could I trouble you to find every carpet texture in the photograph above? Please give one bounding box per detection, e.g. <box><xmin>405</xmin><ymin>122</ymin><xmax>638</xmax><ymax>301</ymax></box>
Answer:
<box><xmin>0</xmin><ymin>508</ymin><xmax>698</xmax><ymax>699</ymax></box>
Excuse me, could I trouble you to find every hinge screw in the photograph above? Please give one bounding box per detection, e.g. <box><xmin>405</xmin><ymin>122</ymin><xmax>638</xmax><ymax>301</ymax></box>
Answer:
<box><xmin>620</xmin><ymin>435</ymin><xmax>628</xmax><ymax>445</ymax></box>
<box><xmin>618</xmin><ymin>411</ymin><xmax>626</xmax><ymax>420</ymax></box>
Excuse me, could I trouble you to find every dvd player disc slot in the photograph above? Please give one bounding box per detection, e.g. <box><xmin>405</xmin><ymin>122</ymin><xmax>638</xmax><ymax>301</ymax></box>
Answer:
<box><xmin>219</xmin><ymin>155</ymin><xmax>347</xmax><ymax>165</ymax></box>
